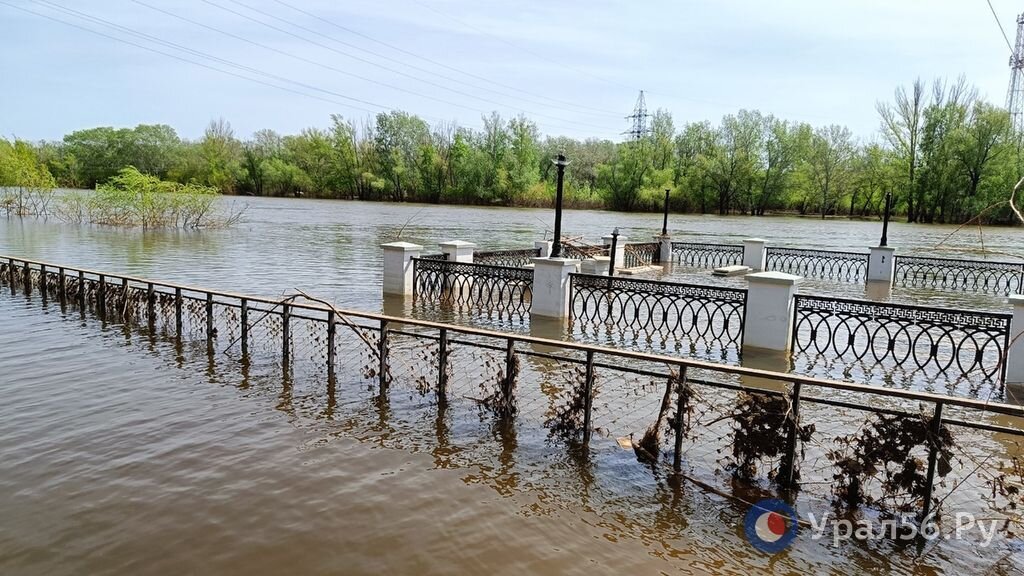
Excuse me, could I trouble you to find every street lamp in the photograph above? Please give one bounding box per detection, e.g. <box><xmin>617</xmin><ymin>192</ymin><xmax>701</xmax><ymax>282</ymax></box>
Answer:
<box><xmin>550</xmin><ymin>153</ymin><xmax>570</xmax><ymax>258</ymax></box>
<box><xmin>880</xmin><ymin>191</ymin><xmax>893</xmax><ymax>247</ymax></box>
<box><xmin>607</xmin><ymin>227</ymin><xmax>620</xmax><ymax>276</ymax></box>
<box><xmin>661</xmin><ymin>188</ymin><xmax>671</xmax><ymax>236</ymax></box>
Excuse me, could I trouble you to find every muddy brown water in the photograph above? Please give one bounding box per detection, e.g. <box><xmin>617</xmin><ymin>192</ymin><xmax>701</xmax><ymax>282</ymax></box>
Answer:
<box><xmin>2</xmin><ymin>198</ymin><xmax>1024</xmax><ymax>575</ymax></box>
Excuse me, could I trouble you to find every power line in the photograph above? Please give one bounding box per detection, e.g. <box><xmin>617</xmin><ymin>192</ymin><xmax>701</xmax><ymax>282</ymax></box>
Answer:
<box><xmin>409</xmin><ymin>0</ymin><xmax>639</xmax><ymax>93</ymax></box>
<box><xmin>199</xmin><ymin>0</ymin><xmax>623</xmax><ymax>135</ymax></box>
<box><xmin>26</xmin><ymin>0</ymin><xmax>491</xmax><ymax>130</ymax></box>
<box><xmin>268</xmin><ymin>0</ymin><xmax>622</xmax><ymax>117</ymax></box>
<box><xmin>0</xmin><ymin>1</ymin><xmax>386</xmax><ymax>119</ymax></box>
<box><xmin>986</xmin><ymin>0</ymin><xmax>1015</xmax><ymax>54</ymax></box>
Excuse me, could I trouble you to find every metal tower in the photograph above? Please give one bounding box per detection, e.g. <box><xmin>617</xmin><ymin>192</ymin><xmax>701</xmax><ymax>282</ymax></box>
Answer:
<box><xmin>623</xmin><ymin>90</ymin><xmax>651</xmax><ymax>141</ymax></box>
<box><xmin>1007</xmin><ymin>14</ymin><xmax>1024</xmax><ymax>133</ymax></box>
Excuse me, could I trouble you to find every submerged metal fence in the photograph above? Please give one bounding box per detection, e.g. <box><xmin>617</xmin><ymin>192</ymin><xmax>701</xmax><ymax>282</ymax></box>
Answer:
<box><xmin>473</xmin><ymin>248</ymin><xmax>541</xmax><ymax>268</ymax></box>
<box><xmin>792</xmin><ymin>294</ymin><xmax>1012</xmax><ymax>390</ymax></box>
<box><xmin>3</xmin><ymin>253</ymin><xmax>1024</xmax><ymax>541</ymax></box>
<box><xmin>894</xmin><ymin>255</ymin><xmax>1024</xmax><ymax>296</ymax></box>
<box><xmin>764</xmin><ymin>247</ymin><xmax>868</xmax><ymax>282</ymax></box>
<box><xmin>568</xmin><ymin>273</ymin><xmax>746</xmax><ymax>361</ymax></box>
<box><xmin>670</xmin><ymin>242</ymin><xmax>743</xmax><ymax>269</ymax></box>
<box><xmin>412</xmin><ymin>257</ymin><xmax>533</xmax><ymax>320</ymax></box>
<box><xmin>623</xmin><ymin>242</ymin><xmax>661</xmax><ymax>268</ymax></box>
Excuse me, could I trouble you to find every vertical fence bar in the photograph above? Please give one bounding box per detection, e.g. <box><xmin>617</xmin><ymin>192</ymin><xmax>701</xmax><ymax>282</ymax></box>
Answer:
<box><xmin>326</xmin><ymin>309</ymin><xmax>336</xmax><ymax>374</ymax></box>
<box><xmin>782</xmin><ymin>381</ymin><xmax>803</xmax><ymax>488</ymax></box>
<box><xmin>437</xmin><ymin>328</ymin><xmax>448</xmax><ymax>404</ymax></box>
<box><xmin>97</xmin><ymin>275</ymin><xmax>106</xmax><ymax>319</ymax></box>
<box><xmin>146</xmin><ymin>283</ymin><xmax>155</xmax><ymax>325</ymax></box>
<box><xmin>282</xmin><ymin>303</ymin><xmax>291</xmax><ymax>364</ymax></box>
<box><xmin>240</xmin><ymin>299</ymin><xmax>249</xmax><ymax>357</ymax></box>
<box><xmin>920</xmin><ymin>401</ymin><xmax>945</xmax><ymax>522</ymax></box>
<box><xmin>58</xmin><ymin>267</ymin><xmax>66</xmax><ymax>305</ymax></box>
<box><xmin>22</xmin><ymin>261</ymin><xmax>30</xmax><ymax>294</ymax></box>
<box><xmin>672</xmin><ymin>365</ymin><xmax>689</xmax><ymax>472</ymax></box>
<box><xmin>120</xmin><ymin>278</ymin><xmax>129</xmax><ymax>319</ymax></box>
<box><xmin>39</xmin><ymin>265</ymin><xmax>47</xmax><ymax>304</ymax></box>
<box><xmin>8</xmin><ymin>258</ymin><xmax>15</xmax><ymax>295</ymax></box>
<box><xmin>502</xmin><ymin>339</ymin><xmax>516</xmax><ymax>411</ymax></box>
<box><xmin>378</xmin><ymin>319</ymin><xmax>389</xmax><ymax>393</ymax></box>
<box><xmin>205</xmin><ymin>292</ymin><xmax>214</xmax><ymax>342</ymax></box>
<box><xmin>174</xmin><ymin>287</ymin><xmax>183</xmax><ymax>336</ymax></box>
<box><xmin>582</xmin><ymin>350</ymin><xmax>596</xmax><ymax>446</ymax></box>
<box><xmin>77</xmin><ymin>270</ymin><xmax>85</xmax><ymax>308</ymax></box>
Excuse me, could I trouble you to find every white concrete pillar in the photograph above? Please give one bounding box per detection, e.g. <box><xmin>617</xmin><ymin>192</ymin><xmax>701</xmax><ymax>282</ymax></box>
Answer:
<box><xmin>534</xmin><ymin>240</ymin><xmax>552</xmax><ymax>258</ymax></box>
<box><xmin>743</xmin><ymin>271</ymin><xmax>801</xmax><ymax>352</ymax></box>
<box><xmin>1009</xmin><ymin>295</ymin><xmax>1024</xmax><ymax>385</ymax></box>
<box><xmin>602</xmin><ymin>234</ymin><xmax>627</xmax><ymax>269</ymax></box>
<box><xmin>381</xmin><ymin>242</ymin><xmax>423</xmax><ymax>296</ymax></box>
<box><xmin>867</xmin><ymin>246</ymin><xmax>896</xmax><ymax>286</ymax></box>
<box><xmin>743</xmin><ymin>238</ymin><xmax>767</xmax><ymax>271</ymax></box>
<box><xmin>656</xmin><ymin>235</ymin><xmax>672</xmax><ymax>265</ymax></box>
<box><xmin>439</xmin><ymin>240</ymin><xmax>475</xmax><ymax>263</ymax></box>
<box><xmin>580</xmin><ymin>256</ymin><xmax>610</xmax><ymax>276</ymax></box>
<box><xmin>531</xmin><ymin>257</ymin><xmax>580</xmax><ymax>318</ymax></box>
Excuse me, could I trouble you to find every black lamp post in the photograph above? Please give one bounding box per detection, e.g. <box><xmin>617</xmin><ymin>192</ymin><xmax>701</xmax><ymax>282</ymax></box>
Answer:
<box><xmin>661</xmin><ymin>189</ymin><xmax>671</xmax><ymax>237</ymax></box>
<box><xmin>607</xmin><ymin>227</ymin><xmax>620</xmax><ymax>276</ymax></box>
<box><xmin>550</xmin><ymin>153</ymin><xmax>569</xmax><ymax>258</ymax></box>
<box><xmin>880</xmin><ymin>191</ymin><xmax>892</xmax><ymax>247</ymax></box>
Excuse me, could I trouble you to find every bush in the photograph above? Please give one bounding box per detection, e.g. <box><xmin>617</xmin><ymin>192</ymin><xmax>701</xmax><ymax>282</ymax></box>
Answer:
<box><xmin>55</xmin><ymin>167</ymin><xmax>244</xmax><ymax>228</ymax></box>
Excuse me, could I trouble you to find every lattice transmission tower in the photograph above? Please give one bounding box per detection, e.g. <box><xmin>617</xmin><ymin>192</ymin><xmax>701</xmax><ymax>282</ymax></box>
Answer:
<box><xmin>1007</xmin><ymin>14</ymin><xmax>1024</xmax><ymax>133</ymax></box>
<box><xmin>623</xmin><ymin>90</ymin><xmax>651</xmax><ymax>141</ymax></box>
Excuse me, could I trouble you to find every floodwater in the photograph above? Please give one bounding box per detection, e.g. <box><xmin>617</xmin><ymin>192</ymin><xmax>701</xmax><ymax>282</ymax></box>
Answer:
<box><xmin>2</xmin><ymin>197</ymin><xmax>1024</xmax><ymax>575</ymax></box>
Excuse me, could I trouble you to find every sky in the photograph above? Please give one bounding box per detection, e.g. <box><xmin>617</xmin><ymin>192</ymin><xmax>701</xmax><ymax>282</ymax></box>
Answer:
<box><xmin>0</xmin><ymin>0</ymin><xmax>1021</xmax><ymax>143</ymax></box>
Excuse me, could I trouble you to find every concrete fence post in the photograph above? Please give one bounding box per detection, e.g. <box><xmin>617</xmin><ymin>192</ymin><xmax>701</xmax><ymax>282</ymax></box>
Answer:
<box><xmin>439</xmin><ymin>240</ymin><xmax>475</xmax><ymax>263</ymax></box>
<box><xmin>743</xmin><ymin>271</ymin><xmax>801</xmax><ymax>352</ymax></box>
<box><xmin>867</xmin><ymin>246</ymin><xmax>896</xmax><ymax>286</ymax></box>
<box><xmin>1009</xmin><ymin>295</ymin><xmax>1024</xmax><ymax>387</ymax></box>
<box><xmin>381</xmin><ymin>242</ymin><xmax>423</xmax><ymax>296</ymax></box>
<box><xmin>580</xmin><ymin>256</ymin><xmax>610</xmax><ymax>276</ymax></box>
<box><xmin>602</xmin><ymin>234</ymin><xmax>627</xmax><ymax>269</ymax></box>
<box><xmin>742</xmin><ymin>238</ymin><xmax>767</xmax><ymax>271</ymax></box>
<box><xmin>534</xmin><ymin>240</ymin><xmax>553</xmax><ymax>258</ymax></box>
<box><xmin>656</xmin><ymin>235</ymin><xmax>672</xmax><ymax>265</ymax></box>
<box><xmin>531</xmin><ymin>257</ymin><xmax>580</xmax><ymax>318</ymax></box>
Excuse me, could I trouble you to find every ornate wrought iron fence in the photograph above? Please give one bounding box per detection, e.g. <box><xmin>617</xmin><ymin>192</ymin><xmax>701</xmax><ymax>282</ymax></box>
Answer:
<box><xmin>412</xmin><ymin>257</ymin><xmax>533</xmax><ymax>320</ymax></box>
<box><xmin>792</xmin><ymin>294</ymin><xmax>1012</xmax><ymax>386</ymax></box>
<box><xmin>894</xmin><ymin>255</ymin><xmax>1024</xmax><ymax>296</ymax></box>
<box><xmin>623</xmin><ymin>242</ymin><xmax>661</xmax><ymax>268</ymax></box>
<box><xmin>560</xmin><ymin>243</ymin><xmax>606</xmax><ymax>260</ymax></box>
<box><xmin>569</xmin><ymin>273</ymin><xmax>746</xmax><ymax>360</ymax></box>
<box><xmin>670</xmin><ymin>242</ymin><xmax>743</xmax><ymax>269</ymax></box>
<box><xmin>5</xmin><ymin>253</ymin><xmax>1024</xmax><ymax>547</ymax></box>
<box><xmin>473</xmin><ymin>248</ymin><xmax>541</xmax><ymax>268</ymax></box>
<box><xmin>765</xmin><ymin>247</ymin><xmax>868</xmax><ymax>282</ymax></box>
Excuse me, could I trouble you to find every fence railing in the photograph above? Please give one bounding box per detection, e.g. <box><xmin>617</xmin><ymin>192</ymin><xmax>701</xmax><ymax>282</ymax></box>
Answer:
<box><xmin>560</xmin><ymin>243</ymin><xmax>606</xmax><ymax>260</ymax></box>
<box><xmin>894</xmin><ymin>255</ymin><xmax>1024</xmax><ymax>296</ymax></box>
<box><xmin>568</xmin><ymin>272</ymin><xmax>746</xmax><ymax>360</ymax></box>
<box><xmin>670</xmin><ymin>242</ymin><xmax>744</xmax><ymax>269</ymax></box>
<box><xmin>4</xmin><ymin>253</ymin><xmax>1024</xmax><ymax>540</ymax></box>
<box><xmin>623</xmin><ymin>242</ymin><xmax>661</xmax><ymax>268</ymax></box>
<box><xmin>473</xmin><ymin>248</ymin><xmax>542</xmax><ymax>268</ymax></box>
<box><xmin>412</xmin><ymin>257</ymin><xmax>533</xmax><ymax>320</ymax></box>
<box><xmin>792</xmin><ymin>294</ymin><xmax>1012</xmax><ymax>386</ymax></box>
<box><xmin>764</xmin><ymin>247</ymin><xmax>868</xmax><ymax>282</ymax></box>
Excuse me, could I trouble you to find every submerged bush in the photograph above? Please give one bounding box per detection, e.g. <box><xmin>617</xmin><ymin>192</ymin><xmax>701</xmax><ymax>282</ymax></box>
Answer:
<box><xmin>55</xmin><ymin>167</ymin><xmax>244</xmax><ymax>228</ymax></box>
<box><xmin>0</xmin><ymin>138</ymin><xmax>57</xmax><ymax>216</ymax></box>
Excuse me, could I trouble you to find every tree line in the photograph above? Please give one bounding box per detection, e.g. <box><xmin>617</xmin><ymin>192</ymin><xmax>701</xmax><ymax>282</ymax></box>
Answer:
<box><xmin>4</xmin><ymin>76</ymin><xmax>1022</xmax><ymax>224</ymax></box>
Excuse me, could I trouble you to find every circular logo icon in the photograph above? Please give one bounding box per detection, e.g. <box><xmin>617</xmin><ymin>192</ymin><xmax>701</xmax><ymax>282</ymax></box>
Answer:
<box><xmin>744</xmin><ymin>498</ymin><xmax>798</xmax><ymax>553</ymax></box>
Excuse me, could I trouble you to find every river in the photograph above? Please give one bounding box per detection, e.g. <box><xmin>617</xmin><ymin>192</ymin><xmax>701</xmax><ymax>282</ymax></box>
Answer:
<box><xmin>1</xmin><ymin>197</ymin><xmax>1023</xmax><ymax>575</ymax></box>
